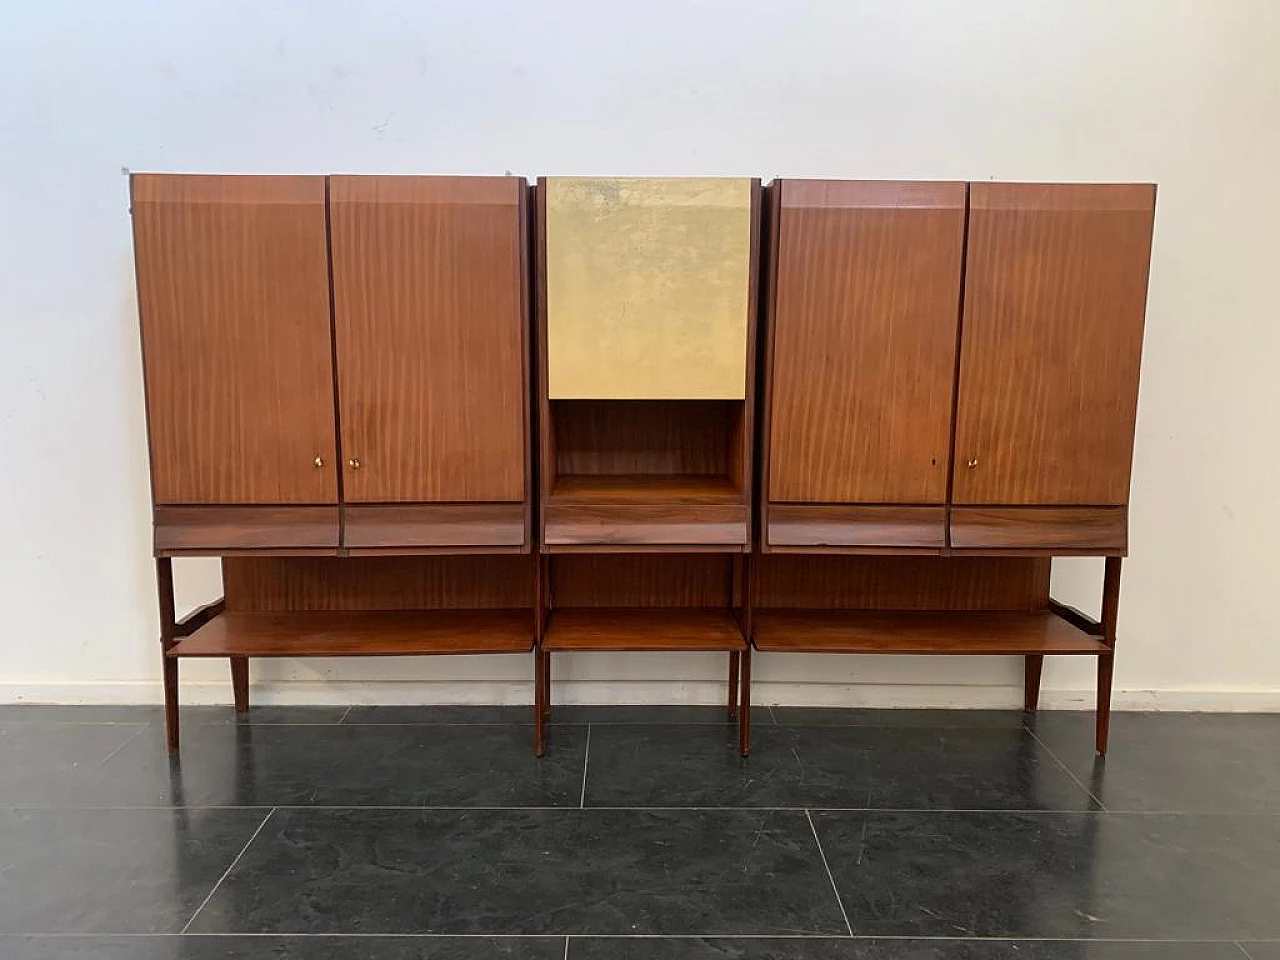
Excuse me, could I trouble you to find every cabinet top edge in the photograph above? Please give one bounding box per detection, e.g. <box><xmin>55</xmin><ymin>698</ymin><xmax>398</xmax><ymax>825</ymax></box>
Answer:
<box><xmin>970</xmin><ymin>181</ymin><xmax>1157</xmax><ymax>211</ymax></box>
<box><xmin>777</xmin><ymin>179</ymin><xmax>966</xmax><ymax>210</ymax></box>
<box><xmin>130</xmin><ymin>174</ymin><xmax>326</xmax><ymax>205</ymax></box>
<box><xmin>330</xmin><ymin>174</ymin><xmax>525</xmax><ymax>205</ymax></box>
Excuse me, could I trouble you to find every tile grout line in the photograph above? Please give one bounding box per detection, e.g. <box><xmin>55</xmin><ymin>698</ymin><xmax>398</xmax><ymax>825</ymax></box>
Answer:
<box><xmin>805</xmin><ymin>809</ymin><xmax>854</xmax><ymax>938</ymax></box>
<box><xmin>338</xmin><ymin>706</ymin><xmax>353</xmax><ymax>724</ymax></box>
<box><xmin>1027</xmin><ymin>726</ymin><xmax>1108</xmax><ymax>811</ymax></box>
<box><xmin>180</xmin><ymin>808</ymin><xmax>277</xmax><ymax>934</ymax></box>
<box><xmin>5</xmin><ymin>933</ymin><xmax>1271</xmax><ymax>942</ymax></box>
<box><xmin>564</xmin><ymin>934</ymin><xmax>571</xmax><ymax>959</ymax></box>
<box><xmin>94</xmin><ymin>725</ymin><xmax>149</xmax><ymax>769</ymax></box>
<box><xmin>1236</xmin><ymin>942</ymin><xmax>1257</xmax><ymax>959</ymax></box>
<box><xmin>579</xmin><ymin>724</ymin><xmax>592</xmax><ymax>808</ymax></box>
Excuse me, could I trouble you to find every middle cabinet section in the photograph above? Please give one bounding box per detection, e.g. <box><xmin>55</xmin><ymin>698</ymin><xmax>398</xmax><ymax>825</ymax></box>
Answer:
<box><xmin>536</xmin><ymin>177</ymin><xmax>761</xmax><ymax>551</ymax></box>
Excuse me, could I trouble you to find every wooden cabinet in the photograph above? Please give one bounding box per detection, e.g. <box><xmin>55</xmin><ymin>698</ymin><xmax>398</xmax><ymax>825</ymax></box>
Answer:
<box><xmin>134</xmin><ymin>174</ymin><xmax>532</xmax><ymax>554</ymax></box>
<box><xmin>533</xmin><ymin>177</ymin><xmax>759</xmax><ymax>757</ymax></box>
<box><xmin>536</xmin><ymin>177</ymin><xmax>759</xmax><ymax>551</ymax></box>
<box><xmin>757</xmin><ymin>179</ymin><xmax>1155</xmax><ymax>754</ymax></box>
<box><xmin>134</xmin><ymin>170</ymin><xmax>1153</xmax><ymax>759</ymax></box>
<box><xmin>133</xmin><ymin>173</ymin><xmax>536</xmax><ymax>754</ymax></box>
<box><xmin>132</xmin><ymin>175</ymin><xmax>338</xmax><ymax>509</ymax></box>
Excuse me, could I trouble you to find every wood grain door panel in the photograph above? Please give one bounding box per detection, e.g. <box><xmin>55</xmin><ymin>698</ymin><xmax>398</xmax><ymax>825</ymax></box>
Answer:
<box><xmin>953</xmin><ymin>183</ymin><xmax>1156</xmax><ymax>505</ymax></box>
<box><xmin>330</xmin><ymin>176</ymin><xmax>527</xmax><ymax>503</ymax></box>
<box><xmin>767</xmin><ymin>180</ymin><xmax>965</xmax><ymax>503</ymax></box>
<box><xmin>132</xmin><ymin>175</ymin><xmax>338</xmax><ymax>504</ymax></box>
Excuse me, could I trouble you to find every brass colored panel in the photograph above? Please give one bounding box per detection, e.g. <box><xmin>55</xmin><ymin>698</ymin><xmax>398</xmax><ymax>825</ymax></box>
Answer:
<box><xmin>545</xmin><ymin>177</ymin><xmax>752</xmax><ymax>399</ymax></box>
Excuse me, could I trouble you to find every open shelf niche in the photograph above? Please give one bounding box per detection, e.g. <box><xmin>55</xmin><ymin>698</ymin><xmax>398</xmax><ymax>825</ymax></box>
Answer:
<box><xmin>542</xmin><ymin>399</ymin><xmax>751</xmax><ymax>549</ymax></box>
<box><xmin>751</xmin><ymin>554</ymin><xmax>1104</xmax><ymax>655</ymax></box>
<box><xmin>170</xmin><ymin>556</ymin><xmax>537</xmax><ymax>660</ymax></box>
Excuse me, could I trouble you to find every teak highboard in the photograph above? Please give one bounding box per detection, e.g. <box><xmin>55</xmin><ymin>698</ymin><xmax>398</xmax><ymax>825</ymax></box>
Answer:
<box><xmin>131</xmin><ymin>173</ymin><xmax>1154</xmax><ymax>758</ymax></box>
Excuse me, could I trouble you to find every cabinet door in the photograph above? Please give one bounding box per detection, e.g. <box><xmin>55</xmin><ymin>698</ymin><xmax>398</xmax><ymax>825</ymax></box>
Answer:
<box><xmin>132</xmin><ymin>175</ymin><xmax>338</xmax><ymax>505</ymax></box>
<box><xmin>953</xmin><ymin>183</ymin><xmax>1155</xmax><ymax>505</ymax></box>
<box><xmin>767</xmin><ymin>180</ymin><xmax>965</xmax><ymax>503</ymax></box>
<box><xmin>543</xmin><ymin>177</ymin><xmax>754</xmax><ymax>400</ymax></box>
<box><xmin>330</xmin><ymin>176</ymin><xmax>527</xmax><ymax>502</ymax></box>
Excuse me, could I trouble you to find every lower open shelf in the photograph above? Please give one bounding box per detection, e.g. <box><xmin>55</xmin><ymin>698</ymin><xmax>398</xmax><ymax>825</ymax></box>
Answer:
<box><xmin>544</xmin><ymin>607</ymin><xmax>746</xmax><ymax>652</ymax></box>
<box><xmin>752</xmin><ymin>608</ymin><xmax>1108</xmax><ymax>655</ymax></box>
<box><xmin>168</xmin><ymin>609</ymin><xmax>534</xmax><ymax>658</ymax></box>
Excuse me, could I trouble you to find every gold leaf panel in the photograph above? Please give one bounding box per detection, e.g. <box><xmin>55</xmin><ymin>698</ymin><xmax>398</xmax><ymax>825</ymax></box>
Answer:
<box><xmin>545</xmin><ymin>177</ymin><xmax>752</xmax><ymax>399</ymax></box>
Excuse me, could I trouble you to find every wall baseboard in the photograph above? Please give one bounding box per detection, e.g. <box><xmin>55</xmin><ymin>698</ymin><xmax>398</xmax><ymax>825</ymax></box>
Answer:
<box><xmin>3</xmin><ymin>680</ymin><xmax>1279</xmax><ymax>713</ymax></box>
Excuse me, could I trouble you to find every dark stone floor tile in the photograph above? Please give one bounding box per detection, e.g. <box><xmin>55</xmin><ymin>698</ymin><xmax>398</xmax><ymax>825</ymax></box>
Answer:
<box><xmin>0</xmin><ymin>705</ymin><xmax>349</xmax><ymax>726</ymax></box>
<box><xmin>343</xmin><ymin>705</ymin><xmax>534</xmax><ymax>724</ymax></box>
<box><xmin>770</xmin><ymin>708</ymin><xmax>1027</xmax><ymax>730</ymax></box>
<box><xmin>0</xmin><ymin>705</ymin><xmax>155</xmax><ymax>724</ymax></box>
<box><xmin>814</xmin><ymin>810</ymin><xmax>1280</xmax><ymax>939</ymax></box>
<box><xmin>188</xmin><ymin>808</ymin><xmax>845</xmax><ymax>935</ymax></box>
<box><xmin>859</xmin><ymin>726</ymin><xmax>1098</xmax><ymax>811</ymax></box>
<box><xmin>1242</xmin><ymin>945</ymin><xmax>1280</xmax><ymax>959</ymax></box>
<box><xmin>553</xmin><ymin>706</ymin><xmax>741</xmax><ymax>725</ymax></box>
<box><xmin>0</xmin><ymin>721</ymin><xmax>147</xmax><ymax>804</ymax></box>
<box><xmin>583</xmin><ymin>724</ymin><xmax>1096</xmax><ymax>811</ymax></box>
<box><xmin>190</xmin><ymin>706</ymin><xmax>351</xmax><ymax>725</ymax></box>
<box><xmin>1030</xmin><ymin>711</ymin><xmax>1280</xmax><ymax>812</ymax></box>
<box><xmin>0</xmin><ymin>808</ymin><xmax>268</xmax><ymax>933</ymax></box>
<box><xmin>567</xmin><ymin>938</ymin><xmax>1248</xmax><ymax>958</ymax></box>
<box><xmin>89</xmin><ymin>722</ymin><xmax>585</xmax><ymax>807</ymax></box>
<box><xmin>0</xmin><ymin>935</ymin><xmax>564</xmax><ymax>958</ymax></box>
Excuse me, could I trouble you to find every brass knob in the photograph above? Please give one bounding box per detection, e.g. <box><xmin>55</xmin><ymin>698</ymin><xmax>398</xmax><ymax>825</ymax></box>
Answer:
<box><xmin>348</xmin><ymin>458</ymin><xmax>361</xmax><ymax>470</ymax></box>
<box><xmin>966</xmin><ymin>459</ymin><xmax>979</xmax><ymax>469</ymax></box>
<box><xmin>313</xmin><ymin>457</ymin><xmax>325</xmax><ymax>468</ymax></box>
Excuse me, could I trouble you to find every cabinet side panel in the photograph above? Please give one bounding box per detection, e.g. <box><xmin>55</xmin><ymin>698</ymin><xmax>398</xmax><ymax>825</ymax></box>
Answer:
<box><xmin>330</xmin><ymin>175</ymin><xmax>527</xmax><ymax>502</ymax></box>
<box><xmin>132</xmin><ymin>174</ymin><xmax>338</xmax><ymax>504</ymax></box>
<box><xmin>768</xmin><ymin>180</ymin><xmax>965</xmax><ymax>503</ymax></box>
<box><xmin>953</xmin><ymin>183</ymin><xmax>1155</xmax><ymax>505</ymax></box>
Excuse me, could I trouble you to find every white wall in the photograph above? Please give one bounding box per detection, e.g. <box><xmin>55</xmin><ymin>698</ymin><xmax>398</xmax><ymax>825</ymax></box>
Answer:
<box><xmin>2</xmin><ymin>0</ymin><xmax>1277</xmax><ymax>710</ymax></box>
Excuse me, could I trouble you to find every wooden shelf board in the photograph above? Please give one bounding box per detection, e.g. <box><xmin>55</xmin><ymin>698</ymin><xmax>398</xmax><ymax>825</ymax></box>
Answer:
<box><xmin>551</xmin><ymin>474</ymin><xmax>741</xmax><ymax>503</ymax></box>
<box><xmin>753</xmin><ymin>609</ymin><xmax>1107</xmax><ymax>655</ymax></box>
<box><xmin>169</xmin><ymin>610</ymin><xmax>533</xmax><ymax>658</ymax></box>
<box><xmin>545</xmin><ymin>607</ymin><xmax>746</xmax><ymax>652</ymax></box>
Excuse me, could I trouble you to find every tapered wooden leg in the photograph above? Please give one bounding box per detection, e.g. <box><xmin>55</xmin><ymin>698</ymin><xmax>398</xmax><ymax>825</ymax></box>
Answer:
<box><xmin>1096</xmin><ymin>653</ymin><xmax>1114</xmax><ymax>755</ymax></box>
<box><xmin>163</xmin><ymin>656</ymin><xmax>180</xmax><ymax>754</ymax></box>
<box><xmin>1096</xmin><ymin>556</ymin><xmax>1122</xmax><ymax>755</ymax></box>
<box><xmin>1023</xmin><ymin>654</ymin><xmax>1044</xmax><ymax>712</ymax></box>
<box><xmin>738</xmin><ymin>647</ymin><xmax>751</xmax><ymax>757</ymax></box>
<box><xmin>156</xmin><ymin>558</ymin><xmax>180</xmax><ymax>754</ymax></box>
<box><xmin>230</xmin><ymin>657</ymin><xmax>249</xmax><ymax>714</ymax></box>
<box><xmin>542</xmin><ymin>648</ymin><xmax>552</xmax><ymax>717</ymax></box>
<box><xmin>727</xmin><ymin>651</ymin><xmax>740</xmax><ymax>720</ymax></box>
<box><xmin>534</xmin><ymin>650</ymin><xmax>547</xmax><ymax>757</ymax></box>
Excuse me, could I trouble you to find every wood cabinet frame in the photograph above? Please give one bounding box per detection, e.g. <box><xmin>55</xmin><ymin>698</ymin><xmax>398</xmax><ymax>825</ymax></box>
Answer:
<box><xmin>754</xmin><ymin>180</ymin><xmax>1154</xmax><ymax>754</ymax></box>
<box><xmin>135</xmin><ymin>172</ymin><xmax>1151</xmax><ymax>760</ymax></box>
<box><xmin>133</xmin><ymin>174</ymin><xmax>538</xmax><ymax>753</ymax></box>
<box><xmin>531</xmin><ymin>178</ymin><xmax>762</xmax><ymax>756</ymax></box>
